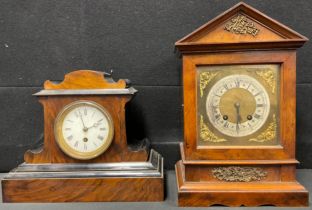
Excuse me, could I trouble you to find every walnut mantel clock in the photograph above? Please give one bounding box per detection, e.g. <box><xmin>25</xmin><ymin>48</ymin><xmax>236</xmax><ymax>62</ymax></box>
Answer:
<box><xmin>2</xmin><ymin>70</ymin><xmax>163</xmax><ymax>202</ymax></box>
<box><xmin>175</xmin><ymin>2</ymin><xmax>308</xmax><ymax>207</ymax></box>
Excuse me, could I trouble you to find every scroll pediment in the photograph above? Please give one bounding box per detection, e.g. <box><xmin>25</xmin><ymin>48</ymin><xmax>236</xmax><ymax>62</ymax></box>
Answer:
<box><xmin>44</xmin><ymin>70</ymin><xmax>126</xmax><ymax>90</ymax></box>
<box><xmin>175</xmin><ymin>2</ymin><xmax>308</xmax><ymax>52</ymax></box>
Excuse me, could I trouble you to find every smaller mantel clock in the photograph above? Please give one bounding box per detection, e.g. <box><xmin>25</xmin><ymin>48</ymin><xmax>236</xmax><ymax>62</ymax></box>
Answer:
<box><xmin>175</xmin><ymin>2</ymin><xmax>308</xmax><ymax>207</ymax></box>
<box><xmin>2</xmin><ymin>70</ymin><xmax>163</xmax><ymax>202</ymax></box>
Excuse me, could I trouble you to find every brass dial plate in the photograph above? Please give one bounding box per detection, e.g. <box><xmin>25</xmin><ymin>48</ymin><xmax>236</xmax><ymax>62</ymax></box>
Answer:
<box><xmin>197</xmin><ymin>64</ymin><xmax>279</xmax><ymax>146</ymax></box>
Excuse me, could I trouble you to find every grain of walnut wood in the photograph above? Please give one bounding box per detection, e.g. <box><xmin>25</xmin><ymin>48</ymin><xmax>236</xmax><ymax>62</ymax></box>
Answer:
<box><xmin>24</xmin><ymin>70</ymin><xmax>147</xmax><ymax>163</ymax></box>
<box><xmin>176</xmin><ymin>161</ymin><xmax>308</xmax><ymax>207</ymax></box>
<box><xmin>44</xmin><ymin>70</ymin><xmax>127</xmax><ymax>90</ymax></box>
<box><xmin>2</xmin><ymin>177</ymin><xmax>163</xmax><ymax>202</ymax></box>
<box><xmin>174</xmin><ymin>2</ymin><xmax>309</xmax><ymax>207</ymax></box>
<box><xmin>2</xmin><ymin>70</ymin><xmax>164</xmax><ymax>202</ymax></box>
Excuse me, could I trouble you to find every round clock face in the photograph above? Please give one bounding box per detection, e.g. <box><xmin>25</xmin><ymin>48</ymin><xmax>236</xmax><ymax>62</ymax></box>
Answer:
<box><xmin>206</xmin><ymin>74</ymin><xmax>270</xmax><ymax>137</ymax></box>
<box><xmin>54</xmin><ymin>101</ymin><xmax>114</xmax><ymax>160</ymax></box>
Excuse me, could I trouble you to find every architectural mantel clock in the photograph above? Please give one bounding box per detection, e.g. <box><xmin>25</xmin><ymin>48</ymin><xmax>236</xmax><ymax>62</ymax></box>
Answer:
<box><xmin>175</xmin><ymin>2</ymin><xmax>308</xmax><ymax>207</ymax></box>
<box><xmin>2</xmin><ymin>70</ymin><xmax>163</xmax><ymax>202</ymax></box>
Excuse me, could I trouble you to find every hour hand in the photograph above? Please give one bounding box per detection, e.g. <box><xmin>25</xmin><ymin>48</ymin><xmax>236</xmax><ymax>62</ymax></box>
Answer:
<box><xmin>87</xmin><ymin>122</ymin><xmax>101</xmax><ymax>129</ymax></box>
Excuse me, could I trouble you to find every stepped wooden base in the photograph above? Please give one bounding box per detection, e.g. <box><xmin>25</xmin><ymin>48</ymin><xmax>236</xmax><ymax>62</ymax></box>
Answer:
<box><xmin>3</xmin><ymin>176</ymin><xmax>163</xmax><ymax>202</ymax></box>
<box><xmin>176</xmin><ymin>161</ymin><xmax>309</xmax><ymax>207</ymax></box>
<box><xmin>2</xmin><ymin>150</ymin><xmax>164</xmax><ymax>203</ymax></box>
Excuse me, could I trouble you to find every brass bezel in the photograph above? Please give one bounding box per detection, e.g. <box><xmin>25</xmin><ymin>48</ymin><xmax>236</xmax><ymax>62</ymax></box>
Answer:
<box><xmin>54</xmin><ymin>100</ymin><xmax>114</xmax><ymax>160</ymax></box>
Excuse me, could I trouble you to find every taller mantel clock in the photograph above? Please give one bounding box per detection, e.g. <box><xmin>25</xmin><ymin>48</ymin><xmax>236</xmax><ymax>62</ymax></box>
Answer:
<box><xmin>2</xmin><ymin>70</ymin><xmax>164</xmax><ymax>202</ymax></box>
<box><xmin>175</xmin><ymin>2</ymin><xmax>308</xmax><ymax>207</ymax></box>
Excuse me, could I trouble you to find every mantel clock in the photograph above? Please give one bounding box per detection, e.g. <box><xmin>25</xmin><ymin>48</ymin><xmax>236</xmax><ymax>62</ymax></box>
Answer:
<box><xmin>175</xmin><ymin>2</ymin><xmax>308</xmax><ymax>207</ymax></box>
<box><xmin>2</xmin><ymin>70</ymin><xmax>164</xmax><ymax>202</ymax></box>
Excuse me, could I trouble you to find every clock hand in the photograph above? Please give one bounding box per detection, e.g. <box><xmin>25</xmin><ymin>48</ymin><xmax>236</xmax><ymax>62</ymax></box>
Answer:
<box><xmin>78</xmin><ymin>110</ymin><xmax>88</xmax><ymax>132</ymax></box>
<box><xmin>234</xmin><ymin>102</ymin><xmax>241</xmax><ymax>134</ymax></box>
<box><xmin>86</xmin><ymin>122</ymin><xmax>101</xmax><ymax>129</ymax></box>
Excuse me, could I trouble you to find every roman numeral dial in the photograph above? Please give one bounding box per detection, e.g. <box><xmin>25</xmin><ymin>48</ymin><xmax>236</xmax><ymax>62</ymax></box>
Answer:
<box><xmin>54</xmin><ymin>101</ymin><xmax>114</xmax><ymax>160</ymax></box>
<box><xmin>206</xmin><ymin>74</ymin><xmax>270</xmax><ymax>137</ymax></box>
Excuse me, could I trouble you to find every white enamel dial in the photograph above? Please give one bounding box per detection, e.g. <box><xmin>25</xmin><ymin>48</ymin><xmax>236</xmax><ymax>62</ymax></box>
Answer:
<box><xmin>206</xmin><ymin>74</ymin><xmax>270</xmax><ymax>137</ymax></box>
<box><xmin>54</xmin><ymin>101</ymin><xmax>114</xmax><ymax>160</ymax></box>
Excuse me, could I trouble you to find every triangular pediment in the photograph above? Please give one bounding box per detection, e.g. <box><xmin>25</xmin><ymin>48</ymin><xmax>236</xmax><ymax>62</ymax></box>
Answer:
<box><xmin>176</xmin><ymin>2</ymin><xmax>308</xmax><ymax>52</ymax></box>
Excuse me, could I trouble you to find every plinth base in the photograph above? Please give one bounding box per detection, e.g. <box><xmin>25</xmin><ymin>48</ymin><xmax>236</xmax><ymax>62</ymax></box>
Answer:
<box><xmin>176</xmin><ymin>161</ymin><xmax>308</xmax><ymax>207</ymax></box>
<box><xmin>2</xmin><ymin>149</ymin><xmax>163</xmax><ymax>202</ymax></box>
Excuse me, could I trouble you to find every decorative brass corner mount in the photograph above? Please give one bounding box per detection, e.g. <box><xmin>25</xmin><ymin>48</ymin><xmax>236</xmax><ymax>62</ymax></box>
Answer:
<box><xmin>199</xmin><ymin>115</ymin><xmax>226</xmax><ymax>143</ymax></box>
<box><xmin>255</xmin><ymin>69</ymin><xmax>276</xmax><ymax>94</ymax></box>
<box><xmin>249</xmin><ymin>114</ymin><xmax>277</xmax><ymax>142</ymax></box>
<box><xmin>199</xmin><ymin>72</ymin><xmax>218</xmax><ymax>97</ymax></box>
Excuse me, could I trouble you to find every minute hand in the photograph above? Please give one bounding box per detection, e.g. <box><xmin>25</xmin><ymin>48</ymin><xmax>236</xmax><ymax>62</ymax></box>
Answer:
<box><xmin>234</xmin><ymin>102</ymin><xmax>241</xmax><ymax>134</ymax></box>
<box><xmin>78</xmin><ymin>110</ymin><xmax>87</xmax><ymax>130</ymax></box>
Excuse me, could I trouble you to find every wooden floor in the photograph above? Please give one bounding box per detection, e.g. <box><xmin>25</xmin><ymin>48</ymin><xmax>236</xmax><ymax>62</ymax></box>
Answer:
<box><xmin>0</xmin><ymin>170</ymin><xmax>311</xmax><ymax>210</ymax></box>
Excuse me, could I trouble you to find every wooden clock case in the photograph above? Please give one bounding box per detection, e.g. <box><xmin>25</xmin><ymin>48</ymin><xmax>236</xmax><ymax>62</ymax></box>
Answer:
<box><xmin>2</xmin><ymin>70</ymin><xmax>163</xmax><ymax>202</ymax></box>
<box><xmin>175</xmin><ymin>2</ymin><xmax>309</xmax><ymax>207</ymax></box>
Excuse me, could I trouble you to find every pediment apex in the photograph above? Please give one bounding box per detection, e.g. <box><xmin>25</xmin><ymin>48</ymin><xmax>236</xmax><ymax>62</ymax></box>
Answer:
<box><xmin>175</xmin><ymin>2</ymin><xmax>308</xmax><ymax>52</ymax></box>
